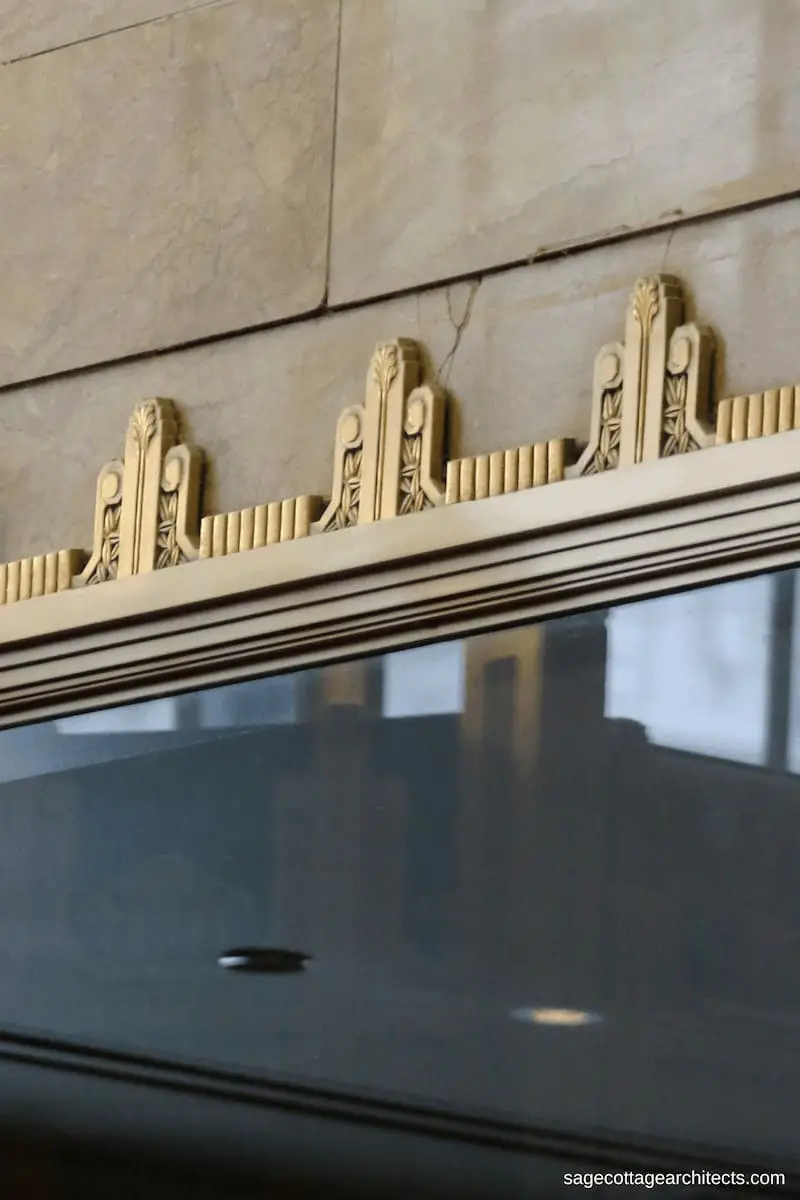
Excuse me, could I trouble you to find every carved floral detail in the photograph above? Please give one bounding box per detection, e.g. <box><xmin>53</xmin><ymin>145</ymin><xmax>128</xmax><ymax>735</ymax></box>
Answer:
<box><xmin>372</xmin><ymin>344</ymin><xmax>399</xmax><ymax>400</ymax></box>
<box><xmin>633</xmin><ymin>277</ymin><xmax>660</xmax><ymax>333</ymax></box>
<box><xmin>336</xmin><ymin>448</ymin><xmax>362</xmax><ymax>529</ymax></box>
<box><xmin>85</xmin><ymin>502</ymin><xmax>121</xmax><ymax>585</ymax></box>
<box><xmin>156</xmin><ymin>489</ymin><xmax>186</xmax><ymax>568</ymax></box>
<box><xmin>131</xmin><ymin>401</ymin><xmax>159</xmax><ymax>448</ymax></box>
<box><xmin>661</xmin><ymin>370</ymin><xmax>700</xmax><ymax>456</ymax></box>
<box><xmin>399</xmin><ymin>433</ymin><xmax>431</xmax><ymax>514</ymax></box>
<box><xmin>583</xmin><ymin>385</ymin><xmax>623</xmax><ymax>475</ymax></box>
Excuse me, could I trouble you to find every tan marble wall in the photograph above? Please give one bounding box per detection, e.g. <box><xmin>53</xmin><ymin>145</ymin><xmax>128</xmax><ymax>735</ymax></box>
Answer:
<box><xmin>0</xmin><ymin>0</ymin><xmax>799</xmax><ymax>562</ymax></box>
<box><xmin>330</xmin><ymin>0</ymin><xmax>800</xmax><ymax>302</ymax></box>
<box><xmin>0</xmin><ymin>0</ymin><xmax>338</xmax><ymax>385</ymax></box>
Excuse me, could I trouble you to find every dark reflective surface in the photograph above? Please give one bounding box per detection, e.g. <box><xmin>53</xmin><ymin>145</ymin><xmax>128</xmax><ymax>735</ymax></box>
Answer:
<box><xmin>0</xmin><ymin>568</ymin><xmax>798</xmax><ymax>1166</ymax></box>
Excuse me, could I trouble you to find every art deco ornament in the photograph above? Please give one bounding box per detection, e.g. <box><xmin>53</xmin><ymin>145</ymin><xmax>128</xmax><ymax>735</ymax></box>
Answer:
<box><xmin>0</xmin><ymin>274</ymin><xmax>797</xmax><ymax>607</ymax></box>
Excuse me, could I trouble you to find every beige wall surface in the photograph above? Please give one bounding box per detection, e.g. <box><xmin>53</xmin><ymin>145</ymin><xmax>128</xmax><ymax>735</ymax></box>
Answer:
<box><xmin>1</xmin><ymin>199</ymin><xmax>799</xmax><ymax>566</ymax></box>
<box><xmin>0</xmin><ymin>0</ymin><xmax>798</xmax><ymax>566</ymax></box>
<box><xmin>331</xmin><ymin>0</ymin><xmax>800</xmax><ymax>301</ymax></box>
<box><xmin>0</xmin><ymin>0</ymin><xmax>338</xmax><ymax>386</ymax></box>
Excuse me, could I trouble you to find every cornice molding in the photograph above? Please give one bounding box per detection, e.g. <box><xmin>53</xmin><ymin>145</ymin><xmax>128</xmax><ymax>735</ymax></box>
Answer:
<box><xmin>1</xmin><ymin>423</ymin><xmax>799</xmax><ymax>722</ymax></box>
<box><xmin>0</xmin><ymin>272</ymin><xmax>796</xmax><ymax>612</ymax></box>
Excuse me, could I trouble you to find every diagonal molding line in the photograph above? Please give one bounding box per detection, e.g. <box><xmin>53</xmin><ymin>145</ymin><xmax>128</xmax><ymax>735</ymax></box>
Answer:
<box><xmin>0</xmin><ymin>0</ymin><xmax>238</xmax><ymax>67</ymax></box>
<box><xmin>0</xmin><ymin>1026</ymin><xmax>792</xmax><ymax>1185</ymax></box>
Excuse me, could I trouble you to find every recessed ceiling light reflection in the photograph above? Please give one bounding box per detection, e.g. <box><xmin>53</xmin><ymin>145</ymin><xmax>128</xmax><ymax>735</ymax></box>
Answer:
<box><xmin>510</xmin><ymin>1007</ymin><xmax>603</xmax><ymax>1027</ymax></box>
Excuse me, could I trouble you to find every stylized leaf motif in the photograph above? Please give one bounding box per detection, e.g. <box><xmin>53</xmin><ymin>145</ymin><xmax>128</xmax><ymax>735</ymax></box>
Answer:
<box><xmin>131</xmin><ymin>401</ymin><xmax>159</xmax><ymax>448</ymax></box>
<box><xmin>584</xmin><ymin>386</ymin><xmax>623</xmax><ymax>474</ymax></box>
<box><xmin>86</xmin><ymin>502</ymin><xmax>121</xmax><ymax>585</ymax></box>
<box><xmin>156</xmin><ymin>489</ymin><xmax>185</xmax><ymax>569</ymax></box>
<box><xmin>662</xmin><ymin>370</ymin><xmax>700</xmax><ymax>456</ymax></box>
<box><xmin>334</xmin><ymin>448</ymin><xmax>362</xmax><ymax>529</ymax></box>
<box><xmin>372</xmin><ymin>345</ymin><xmax>399</xmax><ymax>401</ymax></box>
<box><xmin>399</xmin><ymin>433</ymin><xmax>430</xmax><ymax>514</ymax></box>
<box><xmin>633</xmin><ymin>277</ymin><xmax>660</xmax><ymax>333</ymax></box>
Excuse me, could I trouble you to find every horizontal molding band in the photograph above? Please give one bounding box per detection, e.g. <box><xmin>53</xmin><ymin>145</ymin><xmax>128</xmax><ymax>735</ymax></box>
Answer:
<box><xmin>0</xmin><ymin>430</ymin><xmax>798</xmax><ymax>725</ymax></box>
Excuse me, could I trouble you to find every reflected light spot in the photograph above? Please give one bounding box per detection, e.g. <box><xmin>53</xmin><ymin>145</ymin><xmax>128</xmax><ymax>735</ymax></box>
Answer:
<box><xmin>510</xmin><ymin>1007</ymin><xmax>603</xmax><ymax>1027</ymax></box>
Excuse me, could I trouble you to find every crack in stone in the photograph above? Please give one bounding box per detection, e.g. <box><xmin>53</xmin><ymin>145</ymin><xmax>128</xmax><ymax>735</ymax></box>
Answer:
<box><xmin>438</xmin><ymin>279</ymin><xmax>480</xmax><ymax>385</ymax></box>
<box><xmin>212</xmin><ymin>61</ymin><xmax>272</xmax><ymax>202</ymax></box>
<box><xmin>661</xmin><ymin>223</ymin><xmax>677</xmax><ymax>270</ymax></box>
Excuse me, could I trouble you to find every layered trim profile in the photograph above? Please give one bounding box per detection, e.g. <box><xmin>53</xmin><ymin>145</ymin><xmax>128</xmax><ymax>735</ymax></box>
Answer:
<box><xmin>1</xmin><ymin>274</ymin><xmax>800</xmax><ymax>725</ymax></box>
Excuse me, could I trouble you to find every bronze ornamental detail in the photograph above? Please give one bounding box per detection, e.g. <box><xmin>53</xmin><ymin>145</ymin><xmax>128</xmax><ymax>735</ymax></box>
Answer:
<box><xmin>0</xmin><ymin>273</ymin><xmax>795</xmax><ymax>606</ymax></box>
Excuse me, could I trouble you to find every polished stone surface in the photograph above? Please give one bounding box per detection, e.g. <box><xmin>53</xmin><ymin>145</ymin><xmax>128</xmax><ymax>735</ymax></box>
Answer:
<box><xmin>330</xmin><ymin>0</ymin><xmax>800</xmax><ymax>301</ymax></box>
<box><xmin>0</xmin><ymin>0</ymin><xmax>338</xmax><ymax>385</ymax></box>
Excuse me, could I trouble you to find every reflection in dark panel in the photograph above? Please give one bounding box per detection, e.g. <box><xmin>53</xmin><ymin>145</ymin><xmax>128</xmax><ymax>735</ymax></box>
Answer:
<box><xmin>0</xmin><ymin>568</ymin><xmax>799</xmax><ymax>1171</ymax></box>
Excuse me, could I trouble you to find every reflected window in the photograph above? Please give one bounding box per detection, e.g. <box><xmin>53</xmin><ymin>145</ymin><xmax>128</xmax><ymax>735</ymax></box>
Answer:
<box><xmin>786</xmin><ymin>575</ymin><xmax>800</xmax><ymax>774</ymax></box>
<box><xmin>606</xmin><ymin>574</ymin><xmax>774</xmax><ymax>766</ymax></box>
<box><xmin>195</xmin><ymin>676</ymin><xmax>297</xmax><ymax>729</ymax></box>
<box><xmin>57</xmin><ymin>698</ymin><xmax>184</xmax><ymax>735</ymax></box>
<box><xmin>382</xmin><ymin>641</ymin><xmax>465</xmax><ymax>719</ymax></box>
<box><xmin>0</xmin><ymin>678</ymin><xmax>300</xmax><ymax>787</ymax></box>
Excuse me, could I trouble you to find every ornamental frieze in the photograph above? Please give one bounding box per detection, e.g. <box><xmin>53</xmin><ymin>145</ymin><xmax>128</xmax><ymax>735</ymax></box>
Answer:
<box><xmin>0</xmin><ymin>274</ymin><xmax>792</xmax><ymax>605</ymax></box>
